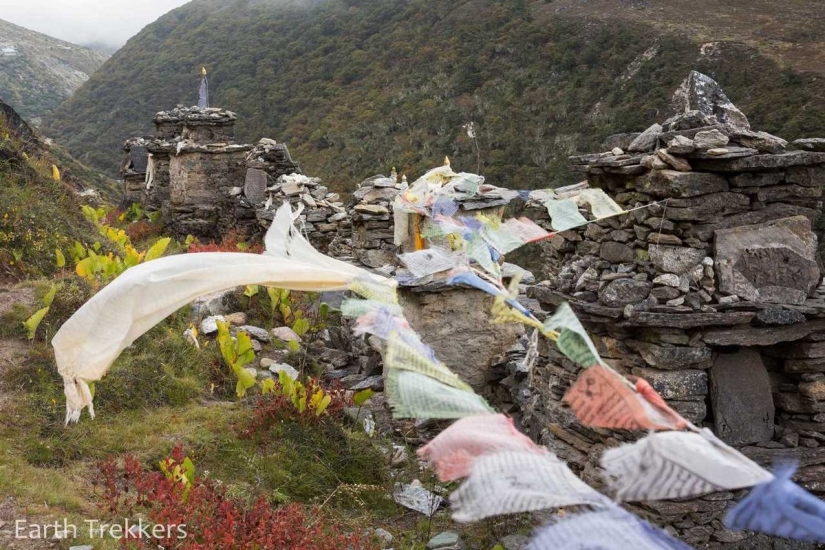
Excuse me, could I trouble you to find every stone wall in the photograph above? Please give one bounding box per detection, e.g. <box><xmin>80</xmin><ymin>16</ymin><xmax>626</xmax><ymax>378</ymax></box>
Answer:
<box><xmin>498</xmin><ymin>73</ymin><xmax>825</xmax><ymax>547</ymax></box>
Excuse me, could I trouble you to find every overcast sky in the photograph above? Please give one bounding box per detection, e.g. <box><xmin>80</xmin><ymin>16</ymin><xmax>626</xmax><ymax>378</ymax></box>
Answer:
<box><xmin>0</xmin><ymin>0</ymin><xmax>191</xmax><ymax>49</ymax></box>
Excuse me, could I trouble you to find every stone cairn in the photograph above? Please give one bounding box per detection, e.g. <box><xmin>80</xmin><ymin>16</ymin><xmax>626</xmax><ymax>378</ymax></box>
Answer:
<box><xmin>121</xmin><ymin>106</ymin><xmax>348</xmax><ymax>249</ymax></box>
<box><xmin>492</xmin><ymin>72</ymin><xmax>825</xmax><ymax>546</ymax></box>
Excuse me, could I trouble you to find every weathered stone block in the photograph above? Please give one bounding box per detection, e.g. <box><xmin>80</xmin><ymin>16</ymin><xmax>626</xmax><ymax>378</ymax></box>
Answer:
<box><xmin>243</xmin><ymin>168</ymin><xmax>268</xmax><ymax>205</ymax></box>
<box><xmin>599</xmin><ymin>241</ymin><xmax>634</xmax><ymax>263</ymax></box>
<box><xmin>598</xmin><ymin>279</ymin><xmax>651</xmax><ymax>308</ymax></box>
<box><xmin>628</xmin><ymin>341</ymin><xmax>711</xmax><ymax>370</ymax></box>
<box><xmin>649</xmin><ymin>245</ymin><xmax>706</xmax><ymax>274</ymax></box>
<box><xmin>632</xmin><ymin>367</ymin><xmax>708</xmax><ymax>399</ymax></box>
<box><xmin>635</xmin><ymin>170</ymin><xmax>728</xmax><ymax>198</ymax></box>
<box><xmin>710</xmin><ymin>349</ymin><xmax>774</xmax><ymax>446</ymax></box>
<box><xmin>714</xmin><ymin>216</ymin><xmax>819</xmax><ymax>304</ymax></box>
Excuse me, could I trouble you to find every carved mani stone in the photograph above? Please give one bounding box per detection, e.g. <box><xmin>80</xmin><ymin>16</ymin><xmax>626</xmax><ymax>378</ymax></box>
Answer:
<box><xmin>714</xmin><ymin>215</ymin><xmax>819</xmax><ymax>304</ymax></box>
<box><xmin>710</xmin><ymin>349</ymin><xmax>774</xmax><ymax>446</ymax></box>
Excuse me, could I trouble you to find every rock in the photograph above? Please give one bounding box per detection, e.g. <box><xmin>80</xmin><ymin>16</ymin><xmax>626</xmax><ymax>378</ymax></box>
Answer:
<box><xmin>599</xmin><ymin>241</ymin><xmax>634</xmax><ymax>263</ymax></box>
<box><xmin>632</xmin><ymin>367</ymin><xmax>708</xmax><ymax>399</ymax></box>
<box><xmin>426</xmin><ymin>531</ymin><xmax>464</xmax><ymax>550</ymax></box>
<box><xmin>354</xmin><ymin>203</ymin><xmax>389</xmax><ymax>215</ymax></box>
<box><xmin>710</xmin><ymin>349</ymin><xmax>774</xmax><ymax>445</ymax></box>
<box><xmin>224</xmin><ymin>312</ymin><xmax>248</xmax><ymax>325</ymax></box>
<box><xmin>669</xmin><ymin>398</ymin><xmax>707</xmax><ymax>424</ymax></box>
<box><xmin>200</xmin><ymin>315</ymin><xmax>225</xmax><ymax>335</ymax></box>
<box><xmin>736</xmin><ymin>130</ymin><xmax>787</xmax><ymax>154</ymax></box>
<box><xmin>667</xmin><ymin>135</ymin><xmax>696</xmax><ymax>154</ymax></box>
<box><xmin>641</xmin><ymin>154</ymin><xmax>668</xmax><ymax>170</ymax></box>
<box><xmin>653</xmin><ymin>273</ymin><xmax>682</xmax><ymax>288</ymax></box>
<box><xmin>662</xmin><ymin>110</ymin><xmax>718</xmax><ymax>131</ymax></box>
<box><xmin>694</xmin><ymin>129</ymin><xmax>730</xmax><ymax>150</ymax></box>
<box><xmin>801</xmin><ymin>379</ymin><xmax>825</xmax><ymax>402</ymax></box>
<box><xmin>236</xmin><ymin>325</ymin><xmax>271</xmax><ymax>342</ymax></box>
<box><xmin>672</xmin><ymin>71</ymin><xmax>751</xmax><ymax>131</ymax></box>
<box><xmin>399</xmin><ymin>288</ymin><xmax>523</xmax><ymax>390</ymax></box>
<box><xmin>656</xmin><ymin>148</ymin><xmax>691</xmax><ymax>171</ymax></box>
<box><xmin>350</xmin><ymin>374</ymin><xmax>384</xmax><ymax>391</ymax></box>
<box><xmin>271</xmin><ymin>326</ymin><xmax>303</xmax><ymax>343</ymax></box>
<box><xmin>755</xmin><ymin>308</ymin><xmax>807</xmax><ymax>326</ymax></box>
<box><xmin>729</xmin><ymin>171</ymin><xmax>784</xmax><ymax>188</ymax></box>
<box><xmin>627</xmin><ymin>123</ymin><xmax>662</xmax><ymax>152</ymax></box>
<box><xmin>394</xmin><ymin>480</ymin><xmax>443</xmax><ymax>516</ymax></box>
<box><xmin>785</xmin><ymin>166</ymin><xmax>825</xmax><ymax>187</ymax></box>
<box><xmin>714</xmin><ymin>216</ymin><xmax>820</xmax><ymax>304</ymax></box>
<box><xmin>624</xmin><ymin>311</ymin><xmax>755</xmax><ymax>328</ymax></box>
<box><xmin>244</xmin><ymin>167</ymin><xmax>268</xmax><ymax>204</ymax></box>
<box><xmin>268</xmin><ymin>363</ymin><xmax>299</xmax><ymax>380</ymax></box>
<box><xmin>193</xmin><ymin>289</ymin><xmax>235</xmax><ymax>316</ymax></box>
<box><xmin>707</xmin><ymin>320</ymin><xmax>825</xmax><ymax>348</ymax></box>
<box><xmin>69</xmin><ymin>547</ymin><xmax>94</xmax><ymax>550</ymax></box>
<box><xmin>692</xmin><ymin>150</ymin><xmax>825</xmax><ymax>172</ymax></box>
<box><xmin>373</xmin><ymin>528</ymin><xmax>393</xmax><ymax>546</ymax></box>
<box><xmin>599</xmin><ymin>279</ymin><xmax>651</xmax><ymax>308</ymax></box>
<box><xmin>794</xmin><ymin>138</ymin><xmax>825</xmax><ymax>152</ymax></box>
<box><xmin>629</xmin><ymin>341</ymin><xmax>712</xmax><ymax>369</ymax></box>
<box><xmin>611</xmin><ymin>147</ymin><xmax>624</xmax><ymax>155</ymax></box>
<box><xmin>636</xmin><ymin>170</ymin><xmax>728</xmax><ymax>198</ymax></box>
<box><xmin>647</xmin><ymin>233</ymin><xmax>682</xmax><ymax>246</ymax></box>
<box><xmin>651</xmin><ymin>286</ymin><xmax>681</xmax><ymax>300</ymax></box>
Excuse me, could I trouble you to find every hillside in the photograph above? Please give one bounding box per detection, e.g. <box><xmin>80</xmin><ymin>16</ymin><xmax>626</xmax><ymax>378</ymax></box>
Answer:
<box><xmin>0</xmin><ymin>99</ymin><xmax>115</xmax><ymax>280</ymax></box>
<box><xmin>44</xmin><ymin>0</ymin><xmax>825</xmax><ymax>191</ymax></box>
<box><xmin>0</xmin><ymin>19</ymin><xmax>109</xmax><ymax>126</ymax></box>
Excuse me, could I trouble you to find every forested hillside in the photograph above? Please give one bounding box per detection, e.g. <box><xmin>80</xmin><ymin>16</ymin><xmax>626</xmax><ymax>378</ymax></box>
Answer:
<box><xmin>0</xmin><ymin>19</ymin><xmax>109</xmax><ymax>125</ymax></box>
<box><xmin>45</xmin><ymin>0</ymin><xmax>825</xmax><ymax>191</ymax></box>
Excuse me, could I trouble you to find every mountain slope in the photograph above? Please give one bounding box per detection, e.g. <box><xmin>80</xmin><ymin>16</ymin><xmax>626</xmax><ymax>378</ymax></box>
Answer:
<box><xmin>0</xmin><ymin>19</ymin><xmax>109</xmax><ymax>125</ymax></box>
<box><xmin>44</xmin><ymin>0</ymin><xmax>825</xmax><ymax>190</ymax></box>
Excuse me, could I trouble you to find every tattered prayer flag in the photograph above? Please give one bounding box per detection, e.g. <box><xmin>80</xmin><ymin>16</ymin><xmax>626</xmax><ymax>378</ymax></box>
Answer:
<box><xmin>480</xmin><ymin>222</ymin><xmax>526</xmax><ymax>255</ymax></box>
<box><xmin>563</xmin><ymin>365</ymin><xmax>687</xmax><ymax>431</ymax></box>
<box><xmin>577</xmin><ymin>188</ymin><xmax>625</xmax><ymax>219</ymax></box>
<box><xmin>448</xmin><ymin>270</ymin><xmax>505</xmax><ymax>298</ymax></box>
<box><xmin>393</xmin><ymin>208</ymin><xmax>409</xmax><ymax>246</ymax></box>
<box><xmin>353</xmin><ymin>308</ymin><xmax>438</xmax><ymax>363</ymax></box>
<box><xmin>466</xmin><ymin>234</ymin><xmax>501</xmax><ymax>278</ymax></box>
<box><xmin>545</xmin><ymin>198</ymin><xmax>587</xmax><ymax>231</ymax></box>
<box><xmin>399</xmin><ymin>247</ymin><xmax>457</xmax><ymax>278</ymax></box>
<box><xmin>528</xmin><ymin>507</ymin><xmax>692</xmax><ymax>550</ymax></box>
<box><xmin>418</xmin><ymin>414</ymin><xmax>545</xmax><ymax>481</ymax></box>
<box><xmin>53</xmin><ymin>202</ymin><xmax>390</xmax><ymax>423</ymax></box>
<box><xmin>347</xmin><ymin>276</ymin><xmax>399</xmax><ymax>305</ymax></box>
<box><xmin>449</xmin><ymin>450</ymin><xmax>608</xmax><ymax>522</ymax></box>
<box><xmin>602</xmin><ymin>428</ymin><xmax>773</xmax><ymax>502</ymax></box>
<box><xmin>384</xmin><ymin>369</ymin><xmax>493</xmax><ymax>419</ymax></box>
<box><xmin>543</xmin><ymin>303</ymin><xmax>604</xmax><ymax>367</ymax></box>
<box><xmin>726</xmin><ymin>466</ymin><xmax>825</xmax><ymax>543</ymax></box>
<box><xmin>341</xmin><ymin>298</ymin><xmax>403</xmax><ymax>318</ymax></box>
<box><xmin>386</xmin><ymin>335</ymin><xmax>471</xmax><ymax>390</ymax></box>
<box><xmin>502</xmin><ymin>217</ymin><xmax>552</xmax><ymax>243</ymax></box>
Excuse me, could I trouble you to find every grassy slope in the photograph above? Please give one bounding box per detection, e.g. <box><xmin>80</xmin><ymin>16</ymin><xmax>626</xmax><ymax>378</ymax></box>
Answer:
<box><xmin>44</xmin><ymin>0</ymin><xmax>825</xmax><ymax>192</ymax></box>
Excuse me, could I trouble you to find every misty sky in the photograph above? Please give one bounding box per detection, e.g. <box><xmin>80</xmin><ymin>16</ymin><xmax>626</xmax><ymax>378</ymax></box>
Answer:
<box><xmin>0</xmin><ymin>0</ymin><xmax>191</xmax><ymax>48</ymax></box>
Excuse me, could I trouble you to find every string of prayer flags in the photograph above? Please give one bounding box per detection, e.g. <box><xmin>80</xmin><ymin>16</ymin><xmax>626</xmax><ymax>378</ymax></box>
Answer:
<box><xmin>449</xmin><ymin>450</ymin><xmax>609</xmax><ymax>522</ymax></box>
<box><xmin>502</xmin><ymin>217</ymin><xmax>553</xmax><ymax>244</ymax></box>
<box><xmin>563</xmin><ymin>365</ymin><xmax>688</xmax><ymax>431</ymax></box>
<box><xmin>725</xmin><ymin>466</ymin><xmax>825</xmax><ymax>543</ymax></box>
<box><xmin>384</xmin><ymin>369</ymin><xmax>494</xmax><ymax>419</ymax></box>
<box><xmin>340</xmin><ymin>298</ymin><xmax>403</xmax><ymax>318</ymax></box>
<box><xmin>353</xmin><ymin>307</ymin><xmax>438</xmax><ymax>363</ymax></box>
<box><xmin>466</xmin><ymin>234</ymin><xmax>501</xmax><ymax>278</ymax></box>
<box><xmin>576</xmin><ymin>188</ymin><xmax>625</xmax><ymax>219</ymax></box>
<box><xmin>546</xmin><ymin>198</ymin><xmax>588</xmax><ymax>231</ymax></box>
<box><xmin>347</xmin><ymin>275</ymin><xmax>399</xmax><ymax>305</ymax></box>
<box><xmin>398</xmin><ymin>247</ymin><xmax>459</xmax><ymax>278</ymax></box>
<box><xmin>543</xmin><ymin>302</ymin><xmax>604</xmax><ymax>367</ymax></box>
<box><xmin>385</xmin><ymin>334</ymin><xmax>471</xmax><ymax>390</ymax></box>
<box><xmin>528</xmin><ymin>507</ymin><xmax>692</xmax><ymax>550</ymax></box>
<box><xmin>417</xmin><ymin>414</ymin><xmax>546</xmax><ymax>482</ymax></box>
<box><xmin>601</xmin><ymin>429</ymin><xmax>773</xmax><ymax>502</ymax></box>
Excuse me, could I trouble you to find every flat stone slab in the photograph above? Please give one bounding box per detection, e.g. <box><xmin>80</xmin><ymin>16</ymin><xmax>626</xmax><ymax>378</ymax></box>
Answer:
<box><xmin>692</xmin><ymin>150</ymin><xmax>825</xmax><ymax>172</ymax></box>
<box><xmin>632</xmin><ymin>367</ymin><xmax>708</xmax><ymax>399</ymax></box>
<box><xmin>703</xmin><ymin>319</ymin><xmax>825</xmax><ymax>347</ymax></box>
<box><xmin>635</xmin><ymin>170</ymin><xmax>728</xmax><ymax>198</ymax></box>
<box><xmin>714</xmin><ymin>215</ymin><xmax>819</xmax><ymax>305</ymax></box>
<box><xmin>623</xmin><ymin>311</ymin><xmax>755</xmax><ymax>328</ymax></box>
<box><xmin>710</xmin><ymin>349</ymin><xmax>774</xmax><ymax>446</ymax></box>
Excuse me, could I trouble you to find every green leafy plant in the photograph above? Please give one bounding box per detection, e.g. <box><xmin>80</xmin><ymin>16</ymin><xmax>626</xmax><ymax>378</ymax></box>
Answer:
<box><xmin>215</xmin><ymin>319</ymin><xmax>257</xmax><ymax>397</ymax></box>
<box><xmin>22</xmin><ymin>284</ymin><xmax>58</xmax><ymax>341</ymax></box>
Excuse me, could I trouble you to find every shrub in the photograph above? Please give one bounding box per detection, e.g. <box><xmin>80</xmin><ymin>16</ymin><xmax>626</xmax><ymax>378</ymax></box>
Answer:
<box><xmin>93</xmin><ymin>445</ymin><xmax>376</xmax><ymax>550</ymax></box>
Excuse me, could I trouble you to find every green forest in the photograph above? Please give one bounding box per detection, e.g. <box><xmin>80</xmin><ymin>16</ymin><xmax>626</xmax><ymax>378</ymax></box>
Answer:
<box><xmin>45</xmin><ymin>0</ymin><xmax>825</xmax><ymax>192</ymax></box>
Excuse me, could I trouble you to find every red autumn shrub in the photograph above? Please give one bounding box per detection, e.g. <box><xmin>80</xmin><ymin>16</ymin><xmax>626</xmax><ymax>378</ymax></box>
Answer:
<box><xmin>187</xmin><ymin>229</ymin><xmax>263</xmax><ymax>254</ymax></box>
<box><xmin>93</xmin><ymin>445</ymin><xmax>374</xmax><ymax>550</ymax></box>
